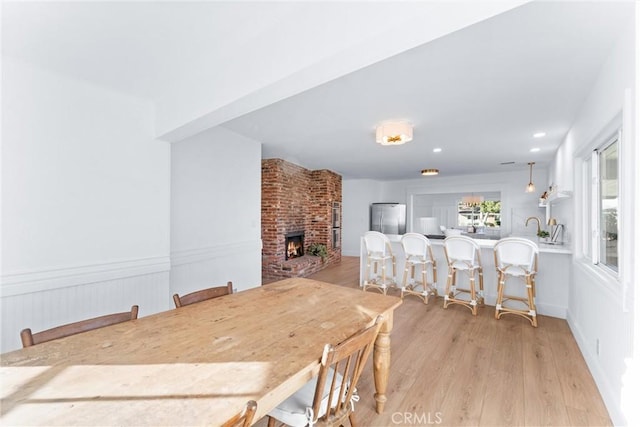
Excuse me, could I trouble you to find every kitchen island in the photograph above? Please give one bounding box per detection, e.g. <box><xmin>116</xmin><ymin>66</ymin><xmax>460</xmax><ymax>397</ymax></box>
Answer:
<box><xmin>359</xmin><ymin>234</ymin><xmax>571</xmax><ymax>319</ymax></box>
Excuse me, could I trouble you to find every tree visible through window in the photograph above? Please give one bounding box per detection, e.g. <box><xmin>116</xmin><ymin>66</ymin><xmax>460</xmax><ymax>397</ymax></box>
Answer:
<box><xmin>457</xmin><ymin>201</ymin><xmax>501</xmax><ymax>228</ymax></box>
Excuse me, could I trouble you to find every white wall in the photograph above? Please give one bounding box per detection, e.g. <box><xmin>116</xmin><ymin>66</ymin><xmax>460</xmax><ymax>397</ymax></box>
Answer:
<box><xmin>170</xmin><ymin>127</ymin><xmax>262</xmax><ymax>296</ymax></box>
<box><xmin>1</xmin><ymin>57</ymin><xmax>171</xmax><ymax>352</ymax></box>
<box><xmin>341</xmin><ymin>180</ymin><xmax>384</xmax><ymax>256</ymax></box>
<box><xmin>551</xmin><ymin>15</ymin><xmax>637</xmax><ymax>425</ymax></box>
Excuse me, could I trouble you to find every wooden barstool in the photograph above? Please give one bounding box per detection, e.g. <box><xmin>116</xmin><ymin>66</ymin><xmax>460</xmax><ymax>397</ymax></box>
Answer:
<box><xmin>400</xmin><ymin>233</ymin><xmax>437</xmax><ymax>304</ymax></box>
<box><xmin>493</xmin><ymin>237</ymin><xmax>539</xmax><ymax>327</ymax></box>
<box><xmin>362</xmin><ymin>231</ymin><xmax>396</xmax><ymax>294</ymax></box>
<box><xmin>443</xmin><ymin>236</ymin><xmax>484</xmax><ymax>315</ymax></box>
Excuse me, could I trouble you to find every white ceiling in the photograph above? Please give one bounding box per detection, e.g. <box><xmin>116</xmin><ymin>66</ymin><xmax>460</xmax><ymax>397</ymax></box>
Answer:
<box><xmin>2</xmin><ymin>1</ymin><xmax>633</xmax><ymax>181</ymax></box>
<box><xmin>222</xmin><ymin>1</ymin><xmax>632</xmax><ymax>180</ymax></box>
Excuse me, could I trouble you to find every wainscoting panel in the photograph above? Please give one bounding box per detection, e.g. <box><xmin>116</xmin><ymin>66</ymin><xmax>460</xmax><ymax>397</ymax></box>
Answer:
<box><xmin>170</xmin><ymin>239</ymin><xmax>262</xmax><ymax>297</ymax></box>
<box><xmin>568</xmin><ymin>261</ymin><xmax>628</xmax><ymax>425</ymax></box>
<box><xmin>1</xmin><ymin>257</ymin><xmax>171</xmax><ymax>353</ymax></box>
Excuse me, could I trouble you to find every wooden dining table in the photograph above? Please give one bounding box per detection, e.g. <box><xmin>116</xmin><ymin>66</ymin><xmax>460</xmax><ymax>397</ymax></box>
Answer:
<box><xmin>1</xmin><ymin>277</ymin><xmax>402</xmax><ymax>426</ymax></box>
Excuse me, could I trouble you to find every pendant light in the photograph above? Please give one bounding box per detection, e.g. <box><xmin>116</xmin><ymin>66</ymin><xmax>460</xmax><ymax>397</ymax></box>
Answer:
<box><xmin>462</xmin><ymin>194</ymin><xmax>484</xmax><ymax>206</ymax></box>
<box><xmin>525</xmin><ymin>162</ymin><xmax>536</xmax><ymax>193</ymax></box>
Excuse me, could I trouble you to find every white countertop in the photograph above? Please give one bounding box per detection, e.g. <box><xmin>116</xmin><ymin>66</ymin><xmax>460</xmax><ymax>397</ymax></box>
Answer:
<box><xmin>384</xmin><ymin>234</ymin><xmax>572</xmax><ymax>254</ymax></box>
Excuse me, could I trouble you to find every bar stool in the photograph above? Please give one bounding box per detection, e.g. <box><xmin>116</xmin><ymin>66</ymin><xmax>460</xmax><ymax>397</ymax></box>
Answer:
<box><xmin>362</xmin><ymin>231</ymin><xmax>396</xmax><ymax>294</ymax></box>
<box><xmin>493</xmin><ymin>237</ymin><xmax>539</xmax><ymax>327</ymax></box>
<box><xmin>400</xmin><ymin>233</ymin><xmax>437</xmax><ymax>304</ymax></box>
<box><xmin>443</xmin><ymin>235</ymin><xmax>484</xmax><ymax>315</ymax></box>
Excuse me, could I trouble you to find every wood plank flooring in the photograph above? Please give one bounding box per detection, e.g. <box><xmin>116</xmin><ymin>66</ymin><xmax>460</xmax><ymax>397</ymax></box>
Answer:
<box><xmin>257</xmin><ymin>256</ymin><xmax>611</xmax><ymax>427</ymax></box>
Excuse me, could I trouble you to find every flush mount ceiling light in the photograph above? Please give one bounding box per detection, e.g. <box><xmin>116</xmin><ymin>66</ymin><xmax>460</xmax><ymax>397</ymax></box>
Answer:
<box><xmin>421</xmin><ymin>169</ymin><xmax>439</xmax><ymax>176</ymax></box>
<box><xmin>533</xmin><ymin>132</ymin><xmax>546</xmax><ymax>138</ymax></box>
<box><xmin>375</xmin><ymin>121</ymin><xmax>413</xmax><ymax>145</ymax></box>
<box><xmin>526</xmin><ymin>162</ymin><xmax>536</xmax><ymax>193</ymax></box>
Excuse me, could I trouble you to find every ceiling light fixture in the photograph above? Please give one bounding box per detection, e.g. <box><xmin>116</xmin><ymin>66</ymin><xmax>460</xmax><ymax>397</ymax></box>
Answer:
<box><xmin>533</xmin><ymin>132</ymin><xmax>546</xmax><ymax>138</ymax></box>
<box><xmin>433</xmin><ymin>148</ymin><xmax>442</xmax><ymax>153</ymax></box>
<box><xmin>526</xmin><ymin>162</ymin><xmax>536</xmax><ymax>193</ymax></box>
<box><xmin>530</xmin><ymin>147</ymin><xmax>540</xmax><ymax>152</ymax></box>
<box><xmin>375</xmin><ymin>121</ymin><xmax>413</xmax><ymax>145</ymax></box>
<box><xmin>421</xmin><ymin>169</ymin><xmax>439</xmax><ymax>176</ymax></box>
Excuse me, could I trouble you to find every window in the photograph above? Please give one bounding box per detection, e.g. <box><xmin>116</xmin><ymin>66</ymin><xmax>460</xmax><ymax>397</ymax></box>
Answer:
<box><xmin>587</xmin><ymin>133</ymin><xmax>619</xmax><ymax>273</ymax></box>
<box><xmin>457</xmin><ymin>200</ymin><xmax>501</xmax><ymax>228</ymax></box>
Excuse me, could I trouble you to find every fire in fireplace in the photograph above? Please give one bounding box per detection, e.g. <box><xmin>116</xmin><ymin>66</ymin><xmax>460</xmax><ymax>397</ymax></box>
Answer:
<box><xmin>285</xmin><ymin>231</ymin><xmax>304</xmax><ymax>260</ymax></box>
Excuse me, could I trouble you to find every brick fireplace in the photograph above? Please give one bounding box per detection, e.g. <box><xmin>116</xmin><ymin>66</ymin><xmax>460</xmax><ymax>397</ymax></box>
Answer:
<box><xmin>262</xmin><ymin>159</ymin><xmax>342</xmax><ymax>282</ymax></box>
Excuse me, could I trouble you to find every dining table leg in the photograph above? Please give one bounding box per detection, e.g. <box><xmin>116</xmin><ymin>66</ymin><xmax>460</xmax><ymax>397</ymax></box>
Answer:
<box><xmin>373</xmin><ymin>312</ymin><xmax>394</xmax><ymax>413</ymax></box>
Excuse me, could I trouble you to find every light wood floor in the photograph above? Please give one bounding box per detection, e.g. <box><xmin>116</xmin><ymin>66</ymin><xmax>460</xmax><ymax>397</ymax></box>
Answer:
<box><xmin>258</xmin><ymin>256</ymin><xmax>611</xmax><ymax>427</ymax></box>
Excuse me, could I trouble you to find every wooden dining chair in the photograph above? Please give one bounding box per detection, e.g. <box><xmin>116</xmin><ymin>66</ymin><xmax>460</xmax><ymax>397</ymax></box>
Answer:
<box><xmin>222</xmin><ymin>400</ymin><xmax>257</xmax><ymax>427</ymax></box>
<box><xmin>266</xmin><ymin>316</ymin><xmax>383</xmax><ymax>427</ymax></box>
<box><xmin>172</xmin><ymin>281</ymin><xmax>233</xmax><ymax>308</ymax></box>
<box><xmin>20</xmin><ymin>305</ymin><xmax>139</xmax><ymax>348</ymax></box>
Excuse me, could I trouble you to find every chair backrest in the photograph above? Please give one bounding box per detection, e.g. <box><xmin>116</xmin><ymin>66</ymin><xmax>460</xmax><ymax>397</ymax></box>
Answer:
<box><xmin>310</xmin><ymin>316</ymin><xmax>383</xmax><ymax>425</ymax></box>
<box><xmin>401</xmin><ymin>232</ymin><xmax>434</xmax><ymax>260</ymax></box>
<box><xmin>444</xmin><ymin>235</ymin><xmax>481</xmax><ymax>267</ymax></box>
<box><xmin>221</xmin><ymin>400</ymin><xmax>257</xmax><ymax>427</ymax></box>
<box><xmin>20</xmin><ymin>305</ymin><xmax>139</xmax><ymax>348</ymax></box>
<box><xmin>173</xmin><ymin>281</ymin><xmax>233</xmax><ymax>308</ymax></box>
<box><xmin>494</xmin><ymin>237</ymin><xmax>539</xmax><ymax>273</ymax></box>
<box><xmin>363</xmin><ymin>231</ymin><xmax>392</xmax><ymax>256</ymax></box>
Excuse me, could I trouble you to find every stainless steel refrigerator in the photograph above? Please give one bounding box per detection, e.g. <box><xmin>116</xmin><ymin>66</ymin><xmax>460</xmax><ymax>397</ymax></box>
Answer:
<box><xmin>370</xmin><ymin>203</ymin><xmax>406</xmax><ymax>235</ymax></box>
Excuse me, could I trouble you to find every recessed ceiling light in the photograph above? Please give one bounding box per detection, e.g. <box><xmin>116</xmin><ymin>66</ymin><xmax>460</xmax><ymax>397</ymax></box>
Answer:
<box><xmin>421</xmin><ymin>169</ymin><xmax>439</xmax><ymax>176</ymax></box>
<box><xmin>530</xmin><ymin>147</ymin><xmax>541</xmax><ymax>152</ymax></box>
<box><xmin>433</xmin><ymin>148</ymin><xmax>442</xmax><ymax>153</ymax></box>
<box><xmin>533</xmin><ymin>132</ymin><xmax>546</xmax><ymax>138</ymax></box>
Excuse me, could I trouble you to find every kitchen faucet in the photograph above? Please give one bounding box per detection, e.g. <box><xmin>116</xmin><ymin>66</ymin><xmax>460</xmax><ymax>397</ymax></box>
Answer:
<box><xmin>525</xmin><ymin>216</ymin><xmax>541</xmax><ymax>234</ymax></box>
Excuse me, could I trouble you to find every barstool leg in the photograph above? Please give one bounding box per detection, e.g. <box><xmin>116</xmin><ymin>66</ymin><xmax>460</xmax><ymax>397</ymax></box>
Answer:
<box><xmin>478</xmin><ymin>268</ymin><xmax>485</xmax><ymax>306</ymax></box>
<box><xmin>401</xmin><ymin>261</ymin><xmax>409</xmax><ymax>299</ymax></box>
<box><xmin>421</xmin><ymin>263</ymin><xmax>428</xmax><ymax>303</ymax></box>
<box><xmin>495</xmin><ymin>272</ymin><xmax>505</xmax><ymax>320</ymax></box>
<box><xmin>469</xmin><ymin>274</ymin><xmax>477</xmax><ymax>316</ymax></box>
<box><xmin>444</xmin><ymin>266</ymin><xmax>454</xmax><ymax>309</ymax></box>
<box><xmin>381</xmin><ymin>262</ymin><xmax>387</xmax><ymax>295</ymax></box>
<box><xmin>364</xmin><ymin>256</ymin><xmax>372</xmax><ymax>291</ymax></box>
<box><xmin>432</xmin><ymin>262</ymin><xmax>438</xmax><ymax>288</ymax></box>
<box><xmin>527</xmin><ymin>275</ymin><xmax>537</xmax><ymax>327</ymax></box>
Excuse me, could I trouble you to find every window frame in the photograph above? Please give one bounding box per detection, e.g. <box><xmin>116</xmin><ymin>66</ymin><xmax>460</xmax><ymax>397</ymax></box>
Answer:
<box><xmin>586</xmin><ymin>130</ymin><xmax>621</xmax><ymax>278</ymax></box>
<box><xmin>456</xmin><ymin>200</ymin><xmax>501</xmax><ymax>229</ymax></box>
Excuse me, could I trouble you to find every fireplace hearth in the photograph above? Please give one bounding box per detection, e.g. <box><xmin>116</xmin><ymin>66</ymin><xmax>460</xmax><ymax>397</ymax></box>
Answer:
<box><xmin>285</xmin><ymin>231</ymin><xmax>304</xmax><ymax>260</ymax></box>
